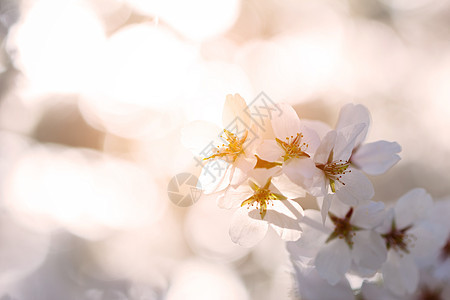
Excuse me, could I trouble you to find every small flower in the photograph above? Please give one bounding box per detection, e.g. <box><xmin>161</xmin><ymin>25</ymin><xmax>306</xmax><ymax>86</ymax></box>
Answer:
<box><xmin>376</xmin><ymin>188</ymin><xmax>447</xmax><ymax>296</ymax></box>
<box><xmin>255</xmin><ymin>103</ymin><xmax>319</xmax><ymax>190</ymax></box>
<box><xmin>181</xmin><ymin>94</ymin><xmax>259</xmax><ymax>194</ymax></box>
<box><xmin>309</xmin><ymin>124</ymin><xmax>375</xmax><ymax>222</ymax></box>
<box><xmin>287</xmin><ymin>200</ymin><xmax>386</xmax><ymax>285</ymax></box>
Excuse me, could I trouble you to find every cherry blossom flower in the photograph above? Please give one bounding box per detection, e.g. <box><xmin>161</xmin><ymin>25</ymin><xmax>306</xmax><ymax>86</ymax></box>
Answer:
<box><xmin>255</xmin><ymin>103</ymin><xmax>320</xmax><ymax>190</ymax></box>
<box><xmin>375</xmin><ymin>188</ymin><xmax>447</xmax><ymax>296</ymax></box>
<box><xmin>182</xmin><ymin>94</ymin><xmax>260</xmax><ymax>194</ymax></box>
<box><xmin>287</xmin><ymin>200</ymin><xmax>386</xmax><ymax>285</ymax></box>
<box><xmin>222</xmin><ymin>169</ymin><xmax>304</xmax><ymax>247</ymax></box>
<box><xmin>309</xmin><ymin>123</ymin><xmax>375</xmax><ymax>222</ymax></box>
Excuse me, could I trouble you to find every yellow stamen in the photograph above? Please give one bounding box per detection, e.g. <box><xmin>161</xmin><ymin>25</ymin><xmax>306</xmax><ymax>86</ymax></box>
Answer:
<box><xmin>204</xmin><ymin>129</ymin><xmax>248</xmax><ymax>163</ymax></box>
<box><xmin>316</xmin><ymin>150</ymin><xmax>350</xmax><ymax>192</ymax></box>
<box><xmin>276</xmin><ymin>133</ymin><xmax>310</xmax><ymax>162</ymax></box>
<box><xmin>240</xmin><ymin>178</ymin><xmax>286</xmax><ymax>220</ymax></box>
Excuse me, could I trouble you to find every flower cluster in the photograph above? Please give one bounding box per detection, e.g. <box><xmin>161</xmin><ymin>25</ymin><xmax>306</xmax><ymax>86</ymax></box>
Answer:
<box><xmin>182</xmin><ymin>94</ymin><xmax>449</xmax><ymax>298</ymax></box>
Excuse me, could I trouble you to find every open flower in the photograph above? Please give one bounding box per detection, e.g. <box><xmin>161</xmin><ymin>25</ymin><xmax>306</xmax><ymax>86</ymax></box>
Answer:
<box><xmin>256</xmin><ymin>103</ymin><xmax>320</xmax><ymax>190</ymax></box>
<box><xmin>375</xmin><ymin>188</ymin><xmax>447</xmax><ymax>296</ymax></box>
<box><xmin>309</xmin><ymin>123</ymin><xmax>375</xmax><ymax>222</ymax></box>
<box><xmin>181</xmin><ymin>94</ymin><xmax>259</xmax><ymax>194</ymax></box>
<box><xmin>287</xmin><ymin>199</ymin><xmax>386</xmax><ymax>285</ymax></box>
<box><xmin>222</xmin><ymin>169</ymin><xmax>304</xmax><ymax>247</ymax></box>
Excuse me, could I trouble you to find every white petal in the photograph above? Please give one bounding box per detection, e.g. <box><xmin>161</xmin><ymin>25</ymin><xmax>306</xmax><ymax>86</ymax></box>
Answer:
<box><xmin>334</xmin><ymin>123</ymin><xmax>366</xmax><ymax>161</ymax></box>
<box><xmin>434</xmin><ymin>258</ymin><xmax>450</xmax><ymax>280</ymax></box>
<box><xmin>351</xmin><ymin>141</ymin><xmax>401</xmax><ymax>175</ymax></box>
<box><xmin>301</xmin><ymin>119</ymin><xmax>332</xmax><ymax>140</ymax></box>
<box><xmin>253</xmin><ymin>117</ymin><xmax>275</xmax><ymax>140</ymax></box>
<box><xmin>381</xmin><ymin>251</ymin><xmax>419</xmax><ymax>296</ymax></box>
<box><xmin>350</xmin><ymin>263</ymin><xmax>377</xmax><ymax>278</ymax></box>
<box><xmin>286</xmin><ymin>209</ymin><xmax>330</xmax><ymax>261</ymax></box>
<box><xmin>271</xmin><ymin>103</ymin><xmax>301</xmax><ymax>140</ymax></box>
<box><xmin>256</xmin><ymin>139</ymin><xmax>283</xmax><ymax>162</ymax></box>
<box><xmin>198</xmin><ymin>160</ymin><xmax>232</xmax><ymax>194</ymax></box>
<box><xmin>375</xmin><ymin>208</ymin><xmax>395</xmax><ymax>234</ymax></box>
<box><xmin>242</xmin><ymin>128</ymin><xmax>261</xmax><ymax>154</ymax></box>
<box><xmin>427</xmin><ymin>199</ymin><xmax>450</xmax><ymax>229</ymax></box>
<box><xmin>218</xmin><ymin>184</ymin><xmax>253</xmax><ymax>209</ymax></box>
<box><xmin>315</xmin><ymin>239</ymin><xmax>352</xmax><ymax>285</ymax></box>
<box><xmin>231</xmin><ymin>155</ymin><xmax>256</xmax><ymax>186</ymax></box>
<box><xmin>299</xmin><ymin>124</ymin><xmax>321</xmax><ymax>155</ymax></box>
<box><xmin>307</xmin><ymin>169</ymin><xmax>327</xmax><ymax>197</ymax></box>
<box><xmin>408</xmin><ymin>221</ymin><xmax>447</xmax><ymax>264</ymax></box>
<box><xmin>247</xmin><ymin>167</ymin><xmax>281</xmax><ymax>187</ymax></box>
<box><xmin>271</xmin><ymin>173</ymin><xmax>306</xmax><ymax>199</ymax></box>
<box><xmin>361</xmin><ymin>281</ymin><xmax>390</xmax><ymax>300</ymax></box>
<box><xmin>266</xmin><ymin>200</ymin><xmax>303</xmax><ymax>241</ymax></box>
<box><xmin>335</xmin><ymin>168</ymin><xmax>374</xmax><ymax>206</ymax></box>
<box><xmin>335</xmin><ymin>103</ymin><xmax>371</xmax><ymax>147</ymax></box>
<box><xmin>222</xmin><ymin>94</ymin><xmax>250</xmax><ymax>131</ymax></box>
<box><xmin>229</xmin><ymin>206</ymin><xmax>269</xmax><ymax>247</ymax></box>
<box><xmin>283</xmin><ymin>157</ymin><xmax>317</xmax><ymax>188</ymax></box>
<box><xmin>328</xmin><ymin>196</ymin><xmax>351</xmax><ymax>218</ymax></box>
<box><xmin>181</xmin><ymin>120</ymin><xmax>222</xmax><ymax>155</ymax></box>
<box><xmin>352</xmin><ymin>201</ymin><xmax>386</xmax><ymax>229</ymax></box>
<box><xmin>293</xmin><ymin>263</ymin><xmax>354</xmax><ymax>300</ymax></box>
<box><xmin>394</xmin><ymin>188</ymin><xmax>433</xmax><ymax>229</ymax></box>
<box><xmin>314</xmin><ymin>130</ymin><xmax>337</xmax><ymax>165</ymax></box>
<box><xmin>352</xmin><ymin>230</ymin><xmax>387</xmax><ymax>270</ymax></box>
<box><xmin>228</xmin><ymin>166</ymin><xmax>249</xmax><ymax>188</ymax></box>
<box><xmin>320</xmin><ymin>193</ymin><xmax>334</xmax><ymax>225</ymax></box>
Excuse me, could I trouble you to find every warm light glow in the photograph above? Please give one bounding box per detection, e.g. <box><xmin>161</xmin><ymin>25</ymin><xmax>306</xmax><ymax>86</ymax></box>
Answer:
<box><xmin>1</xmin><ymin>0</ymin><xmax>450</xmax><ymax>298</ymax></box>
<box><xmin>85</xmin><ymin>23</ymin><xmax>198</xmax><ymax>109</ymax></box>
<box><xmin>4</xmin><ymin>145</ymin><xmax>165</xmax><ymax>239</ymax></box>
<box><xmin>237</xmin><ymin>33</ymin><xmax>342</xmax><ymax>103</ymax></box>
<box><xmin>125</xmin><ymin>0</ymin><xmax>241</xmax><ymax>41</ymax></box>
<box><xmin>7</xmin><ymin>0</ymin><xmax>106</xmax><ymax>95</ymax></box>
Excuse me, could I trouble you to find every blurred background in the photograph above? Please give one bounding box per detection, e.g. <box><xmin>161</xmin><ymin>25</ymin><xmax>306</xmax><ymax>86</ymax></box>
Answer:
<box><xmin>0</xmin><ymin>0</ymin><xmax>450</xmax><ymax>299</ymax></box>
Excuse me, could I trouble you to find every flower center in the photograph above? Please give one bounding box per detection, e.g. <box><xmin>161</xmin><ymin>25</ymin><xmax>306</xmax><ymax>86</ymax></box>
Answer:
<box><xmin>276</xmin><ymin>133</ymin><xmax>310</xmax><ymax>161</ymax></box>
<box><xmin>326</xmin><ymin>207</ymin><xmax>360</xmax><ymax>249</ymax></box>
<box><xmin>204</xmin><ymin>129</ymin><xmax>248</xmax><ymax>163</ymax></box>
<box><xmin>241</xmin><ymin>178</ymin><xmax>286</xmax><ymax>220</ymax></box>
<box><xmin>316</xmin><ymin>150</ymin><xmax>351</xmax><ymax>192</ymax></box>
<box><xmin>381</xmin><ymin>220</ymin><xmax>413</xmax><ymax>254</ymax></box>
